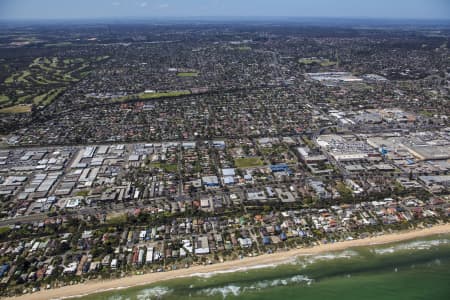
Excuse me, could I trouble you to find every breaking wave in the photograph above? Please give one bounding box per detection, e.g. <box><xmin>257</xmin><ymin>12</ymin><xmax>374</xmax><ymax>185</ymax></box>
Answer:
<box><xmin>307</xmin><ymin>250</ymin><xmax>359</xmax><ymax>261</ymax></box>
<box><xmin>135</xmin><ymin>286</ymin><xmax>173</xmax><ymax>300</ymax></box>
<box><xmin>200</xmin><ymin>285</ymin><xmax>241</xmax><ymax>299</ymax></box>
<box><xmin>197</xmin><ymin>274</ymin><xmax>313</xmax><ymax>298</ymax></box>
<box><xmin>189</xmin><ymin>250</ymin><xmax>359</xmax><ymax>281</ymax></box>
<box><xmin>372</xmin><ymin>239</ymin><xmax>449</xmax><ymax>255</ymax></box>
<box><xmin>297</xmin><ymin>249</ymin><xmax>360</xmax><ymax>267</ymax></box>
<box><xmin>188</xmin><ymin>263</ymin><xmax>280</xmax><ymax>279</ymax></box>
<box><xmin>244</xmin><ymin>274</ymin><xmax>313</xmax><ymax>290</ymax></box>
<box><xmin>107</xmin><ymin>296</ymin><xmax>131</xmax><ymax>300</ymax></box>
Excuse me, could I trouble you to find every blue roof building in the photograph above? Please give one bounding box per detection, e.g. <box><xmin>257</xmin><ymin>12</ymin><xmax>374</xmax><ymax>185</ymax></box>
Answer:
<box><xmin>212</xmin><ymin>140</ymin><xmax>226</xmax><ymax>149</ymax></box>
<box><xmin>270</xmin><ymin>164</ymin><xmax>290</xmax><ymax>173</ymax></box>
<box><xmin>0</xmin><ymin>264</ymin><xmax>9</xmax><ymax>277</ymax></box>
<box><xmin>202</xmin><ymin>176</ymin><xmax>220</xmax><ymax>187</ymax></box>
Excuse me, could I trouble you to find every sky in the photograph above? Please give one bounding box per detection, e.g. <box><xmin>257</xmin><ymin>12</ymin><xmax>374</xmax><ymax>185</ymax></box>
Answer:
<box><xmin>0</xmin><ymin>0</ymin><xmax>449</xmax><ymax>20</ymax></box>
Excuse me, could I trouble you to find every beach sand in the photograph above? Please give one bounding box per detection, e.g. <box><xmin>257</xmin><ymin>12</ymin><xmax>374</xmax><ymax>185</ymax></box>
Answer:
<box><xmin>7</xmin><ymin>223</ymin><xmax>450</xmax><ymax>300</ymax></box>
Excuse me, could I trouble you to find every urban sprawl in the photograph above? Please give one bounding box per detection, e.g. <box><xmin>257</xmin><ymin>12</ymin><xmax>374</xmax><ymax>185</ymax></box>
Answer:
<box><xmin>0</xmin><ymin>22</ymin><xmax>449</xmax><ymax>297</ymax></box>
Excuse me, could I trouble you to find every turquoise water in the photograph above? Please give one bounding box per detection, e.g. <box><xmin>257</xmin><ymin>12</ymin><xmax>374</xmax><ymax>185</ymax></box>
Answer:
<box><xmin>80</xmin><ymin>234</ymin><xmax>450</xmax><ymax>300</ymax></box>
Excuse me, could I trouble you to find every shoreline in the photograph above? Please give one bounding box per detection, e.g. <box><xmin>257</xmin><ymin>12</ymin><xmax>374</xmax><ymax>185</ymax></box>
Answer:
<box><xmin>7</xmin><ymin>223</ymin><xmax>450</xmax><ymax>300</ymax></box>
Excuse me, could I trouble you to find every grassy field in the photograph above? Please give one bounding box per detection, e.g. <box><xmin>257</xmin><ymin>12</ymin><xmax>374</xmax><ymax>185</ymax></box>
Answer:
<box><xmin>419</xmin><ymin>110</ymin><xmax>434</xmax><ymax>117</ymax></box>
<box><xmin>0</xmin><ymin>104</ymin><xmax>32</xmax><ymax>113</ymax></box>
<box><xmin>3</xmin><ymin>56</ymin><xmax>86</xmax><ymax>86</ymax></box>
<box><xmin>17</xmin><ymin>94</ymin><xmax>32</xmax><ymax>103</ymax></box>
<box><xmin>16</xmin><ymin>70</ymin><xmax>32</xmax><ymax>83</ymax></box>
<box><xmin>4</xmin><ymin>74</ymin><xmax>17</xmax><ymax>84</ymax></box>
<box><xmin>32</xmin><ymin>88</ymin><xmax>66</xmax><ymax>106</ymax></box>
<box><xmin>44</xmin><ymin>42</ymin><xmax>73</xmax><ymax>47</ymax></box>
<box><xmin>106</xmin><ymin>213</ymin><xmax>128</xmax><ymax>225</ymax></box>
<box><xmin>237</xmin><ymin>46</ymin><xmax>252</xmax><ymax>51</ymax></box>
<box><xmin>149</xmin><ymin>162</ymin><xmax>178</xmax><ymax>173</ymax></box>
<box><xmin>299</xmin><ymin>58</ymin><xmax>336</xmax><ymax>67</ymax></box>
<box><xmin>112</xmin><ymin>90</ymin><xmax>191</xmax><ymax>103</ymax></box>
<box><xmin>0</xmin><ymin>95</ymin><xmax>9</xmax><ymax>104</ymax></box>
<box><xmin>75</xmin><ymin>190</ymin><xmax>90</xmax><ymax>197</ymax></box>
<box><xmin>138</xmin><ymin>90</ymin><xmax>191</xmax><ymax>99</ymax></box>
<box><xmin>0</xmin><ymin>55</ymin><xmax>104</xmax><ymax>112</ymax></box>
<box><xmin>177</xmin><ymin>72</ymin><xmax>199</xmax><ymax>77</ymax></box>
<box><xmin>0</xmin><ymin>226</ymin><xmax>11</xmax><ymax>236</ymax></box>
<box><xmin>96</xmin><ymin>55</ymin><xmax>110</xmax><ymax>61</ymax></box>
<box><xmin>63</xmin><ymin>58</ymin><xmax>84</xmax><ymax>64</ymax></box>
<box><xmin>234</xmin><ymin>157</ymin><xmax>264</xmax><ymax>168</ymax></box>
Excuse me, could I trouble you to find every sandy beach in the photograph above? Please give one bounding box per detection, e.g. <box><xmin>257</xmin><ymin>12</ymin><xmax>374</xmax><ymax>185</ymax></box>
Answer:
<box><xmin>7</xmin><ymin>223</ymin><xmax>450</xmax><ymax>300</ymax></box>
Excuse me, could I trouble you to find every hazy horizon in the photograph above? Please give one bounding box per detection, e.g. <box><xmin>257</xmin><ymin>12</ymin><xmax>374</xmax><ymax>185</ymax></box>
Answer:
<box><xmin>1</xmin><ymin>0</ymin><xmax>449</xmax><ymax>21</ymax></box>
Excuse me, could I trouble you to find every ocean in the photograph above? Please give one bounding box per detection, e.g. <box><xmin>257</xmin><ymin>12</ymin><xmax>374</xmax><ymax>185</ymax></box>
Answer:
<box><xmin>79</xmin><ymin>234</ymin><xmax>450</xmax><ymax>300</ymax></box>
